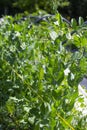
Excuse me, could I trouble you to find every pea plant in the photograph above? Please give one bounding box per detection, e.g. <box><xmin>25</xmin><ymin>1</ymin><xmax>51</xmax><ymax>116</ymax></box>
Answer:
<box><xmin>0</xmin><ymin>13</ymin><xmax>87</xmax><ymax>130</ymax></box>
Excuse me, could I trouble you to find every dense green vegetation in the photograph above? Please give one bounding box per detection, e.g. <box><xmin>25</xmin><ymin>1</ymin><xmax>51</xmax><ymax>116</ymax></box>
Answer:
<box><xmin>0</xmin><ymin>0</ymin><xmax>69</xmax><ymax>16</ymax></box>
<box><xmin>13</xmin><ymin>0</ymin><xmax>69</xmax><ymax>14</ymax></box>
<box><xmin>0</xmin><ymin>12</ymin><xmax>87</xmax><ymax>129</ymax></box>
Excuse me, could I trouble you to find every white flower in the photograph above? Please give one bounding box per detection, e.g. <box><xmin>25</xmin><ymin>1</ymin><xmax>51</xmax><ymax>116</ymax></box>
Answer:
<box><xmin>54</xmin><ymin>21</ymin><xmax>59</xmax><ymax>25</ymax></box>
<box><xmin>50</xmin><ymin>31</ymin><xmax>58</xmax><ymax>40</ymax></box>
<box><xmin>20</xmin><ymin>42</ymin><xmax>26</xmax><ymax>50</ymax></box>
<box><xmin>71</xmin><ymin>73</ymin><xmax>75</xmax><ymax>80</ymax></box>
<box><xmin>66</xmin><ymin>33</ymin><xmax>72</xmax><ymax>39</ymax></box>
<box><xmin>0</xmin><ymin>18</ymin><xmax>4</xmax><ymax>24</ymax></box>
<box><xmin>64</xmin><ymin>68</ymin><xmax>70</xmax><ymax>76</ymax></box>
<box><xmin>82</xmin><ymin>109</ymin><xmax>87</xmax><ymax>116</ymax></box>
<box><xmin>15</xmin><ymin>31</ymin><xmax>20</xmax><ymax>37</ymax></box>
<box><xmin>43</xmin><ymin>65</ymin><xmax>46</xmax><ymax>73</ymax></box>
<box><xmin>10</xmin><ymin>45</ymin><xmax>16</xmax><ymax>52</ymax></box>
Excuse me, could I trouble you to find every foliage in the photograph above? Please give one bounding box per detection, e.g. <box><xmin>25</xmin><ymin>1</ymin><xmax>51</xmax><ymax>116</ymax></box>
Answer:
<box><xmin>0</xmin><ymin>12</ymin><xmax>87</xmax><ymax>130</ymax></box>
<box><xmin>1</xmin><ymin>0</ymin><xmax>87</xmax><ymax>19</ymax></box>
<box><xmin>0</xmin><ymin>0</ymin><xmax>70</xmax><ymax>16</ymax></box>
<box><xmin>13</xmin><ymin>0</ymin><xmax>69</xmax><ymax>14</ymax></box>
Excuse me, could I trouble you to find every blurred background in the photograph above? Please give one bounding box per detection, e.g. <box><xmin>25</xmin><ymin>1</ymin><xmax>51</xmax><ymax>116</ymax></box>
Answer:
<box><xmin>0</xmin><ymin>0</ymin><xmax>87</xmax><ymax>20</ymax></box>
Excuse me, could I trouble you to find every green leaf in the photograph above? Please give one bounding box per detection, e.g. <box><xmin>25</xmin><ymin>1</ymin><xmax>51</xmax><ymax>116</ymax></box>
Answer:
<box><xmin>6</xmin><ymin>98</ymin><xmax>15</xmax><ymax>115</ymax></box>
<box><xmin>71</xmin><ymin>18</ymin><xmax>77</xmax><ymax>28</ymax></box>
<box><xmin>78</xmin><ymin>17</ymin><xmax>84</xmax><ymax>26</ymax></box>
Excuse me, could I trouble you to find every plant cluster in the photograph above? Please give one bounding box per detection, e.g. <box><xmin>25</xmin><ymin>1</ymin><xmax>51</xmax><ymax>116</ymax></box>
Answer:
<box><xmin>0</xmin><ymin>13</ymin><xmax>87</xmax><ymax>130</ymax></box>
